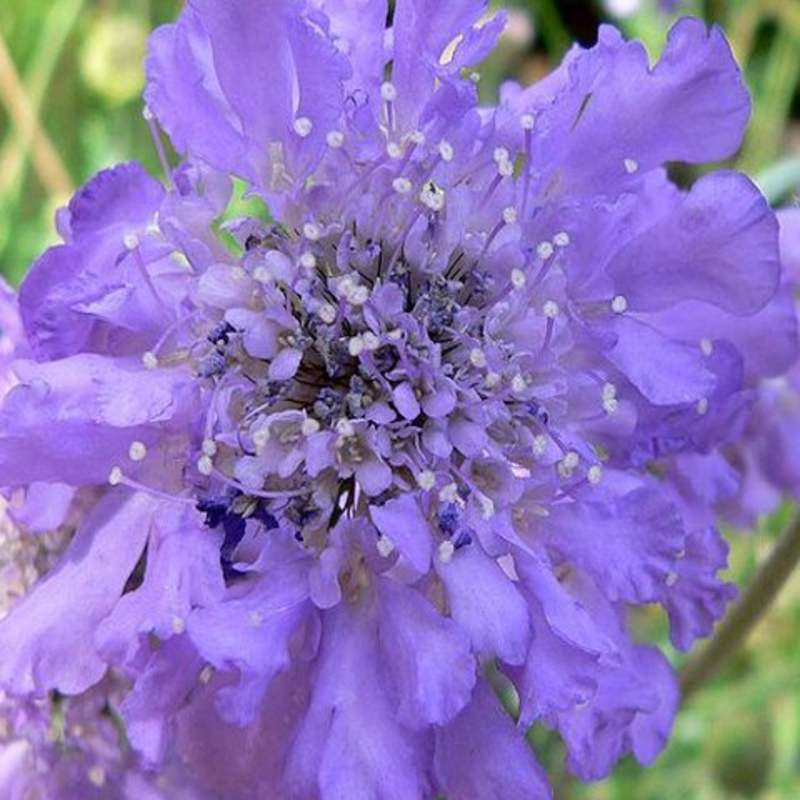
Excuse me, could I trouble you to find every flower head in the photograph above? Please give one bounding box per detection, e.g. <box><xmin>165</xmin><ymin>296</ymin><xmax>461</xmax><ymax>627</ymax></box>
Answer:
<box><xmin>0</xmin><ymin>3</ymin><xmax>795</xmax><ymax>798</ymax></box>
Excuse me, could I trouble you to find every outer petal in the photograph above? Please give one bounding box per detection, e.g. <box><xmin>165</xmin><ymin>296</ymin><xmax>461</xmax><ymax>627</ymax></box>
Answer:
<box><xmin>0</xmin><ymin>491</ymin><xmax>155</xmax><ymax>695</ymax></box>
<box><xmin>607</xmin><ymin>172</ymin><xmax>779</xmax><ymax>315</ymax></box>
<box><xmin>370</xmin><ymin>494</ymin><xmax>432</xmax><ymax>573</ymax></box>
<box><xmin>436</xmin><ymin>545</ymin><xmax>530</xmax><ymax>664</ymax></box>
<box><xmin>378</xmin><ymin>577</ymin><xmax>475</xmax><ymax>727</ymax></box>
<box><xmin>433</xmin><ymin>681</ymin><xmax>551</xmax><ymax>800</ymax></box>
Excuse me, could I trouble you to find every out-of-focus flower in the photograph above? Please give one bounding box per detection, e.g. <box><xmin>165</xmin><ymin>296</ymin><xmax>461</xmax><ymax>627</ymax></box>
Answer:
<box><xmin>0</xmin><ymin>3</ymin><xmax>795</xmax><ymax>798</ymax></box>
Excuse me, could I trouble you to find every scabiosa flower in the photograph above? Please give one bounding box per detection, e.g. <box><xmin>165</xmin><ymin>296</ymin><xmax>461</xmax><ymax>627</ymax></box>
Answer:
<box><xmin>0</xmin><ymin>3</ymin><xmax>795</xmax><ymax>798</ymax></box>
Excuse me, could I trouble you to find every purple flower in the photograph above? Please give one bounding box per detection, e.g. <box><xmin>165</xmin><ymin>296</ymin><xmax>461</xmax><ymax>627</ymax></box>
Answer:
<box><xmin>0</xmin><ymin>3</ymin><xmax>795</xmax><ymax>798</ymax></box>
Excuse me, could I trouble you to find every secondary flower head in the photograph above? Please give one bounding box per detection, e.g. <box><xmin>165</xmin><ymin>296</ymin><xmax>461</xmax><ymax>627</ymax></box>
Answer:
<box><xmin>0</xmin><ymin>3</ymin><xmax>795</xmax><ymax>799</ymax></box>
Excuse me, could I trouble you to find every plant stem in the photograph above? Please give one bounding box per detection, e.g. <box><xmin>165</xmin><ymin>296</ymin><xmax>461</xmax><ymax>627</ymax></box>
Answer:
<box><xmin>680</xmin><ymin>510</ymin><xmax>800</xmax><ymax>702</ymax></box>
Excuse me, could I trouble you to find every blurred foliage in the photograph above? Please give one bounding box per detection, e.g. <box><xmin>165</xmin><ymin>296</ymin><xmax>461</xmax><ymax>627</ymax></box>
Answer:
<box><xmin>0</xmin><ymin>0</ymin><xmax>799</xmax><ymax>798</ymax></box>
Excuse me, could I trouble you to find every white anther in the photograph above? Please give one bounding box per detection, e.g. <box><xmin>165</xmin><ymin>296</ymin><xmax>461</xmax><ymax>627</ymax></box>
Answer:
<box><xmin>587</xmin><ymin>465</ymin><xmax>603</xmax><ymax>485</ymax></box>
<box><xmin>303</xmin><ymin>223</ymin><xmax>322</xmax><ymax>241</ymax></box>
<box><xmin>511</xmin><ymin>374</ymin><xmax>528</xmax><ymax>394</ymax></box>
<box><xmin>511</xmin><ymin>268</ymin><xmax>526</xmax><ymax>290</ymax></box>
<box><xmin>602</xmin><ymin>382</ymin><xmax>617</xmax><ymax>401</ymax></box>
<box><xmin>439</xmin><ymin>482</ymin><xmax>459</xmax><ymax>503</ymax></box>
<box><xmin>381</xmin><ymin>81</ymin><xmax>398</xmax><ymax>102</ymax></box>
<box><xmin>388</xmin><ymin>328</ymin><xmax>403</xmax><ymax>340</ymax></box>
<box><xmin>700</xmin><ymin>338</ymin><xmax>714</xmax><ymax>356</ymax></box>
<box><xmin>142</xmin><ymin>105</ymin><xmax>155</xmax><ymax>121</ymax></box>
<box><xmin>349</xmin><ymin>285</ymin><xmax>370</xmax><ymax>306</ymax></box>
<box><xmin>553</xmin><ymin>231</ymin><xmax>571</xmax><ymax>247</ymax></box>
<box><xmin>479</xmin><ymin>495</ymin><xmax>495</xmax><ymax>520</ymax></box>
<box><xmin>361</xmin><ymin>331</ymin><xmax>381</xmax><ymax>351</ymax></box>
<box><xmin>537</xmin><ymin>241</ymin><xmax>554</xmax><ymax>260</ymax></box>
<box><xmin>123</xmin><ymin>233</ymin><xmax>139</xmax><ymax>251</ymax></box>
<box><xmin>503</xmin><ymin>207</ymin><xmax>518</xmax><ymax>226</ymax></box>
<box><xmin>521</xmin><ymin>113</ymin><xmax>536</xmax><ymax>131</ymax></box>
<box><xmin>484</xmin><ymin>371</ymin><xmax>502</xmax><ymax>389</ymax></box>
<box><xmin>248</xmin><ymin>611</ymin><xmax>264</xmax><ymax>627</ymax></box>
<box><xmin>603</xmin><ymin>397</ymin><xmax>619</xmax><ymax>415</ymax></box>
<box><xmin>293</xmin><ymin>117</ymin><xmax>313</xmax><ymax>137</ymax></box>
<box><xmin>202</xmin><ymin>439</ymin><xmax>218</xmax><ymax>457</ymax></box>
<box><xmin>543</xmin><ymin>300</ymin><xmax>560</xmax><ymax>319</ymax></box>
<box><xmin>665</xmin><ymin>572</ymin><xmax>679</xmax><ymax>587</ymax></box>
<box><xmin>497</xmin><ymin>159</ymin><xmax>514</xmax><ymax>178</ymax></box>
<box><xmin>469</xmin><ymin>348</ymin><xmax>488</xmax><ymax>368</ymax></box>
<box><xmin>317</xmin><ymin>303</ymin><xmax>337</xmax><ymax>324</ymax></box>
<box><xmin>611</xmin><ymin>295</ymin><xmax>628</xmax><ymax>314</ymax></box>
<box><xmin>563</xmin><ymin>451</ymin><xmax>580</xmax><ymax>469</ymax></box>
<box><xmin>88</xmin><ymin>766</ymin><xmax>106</xmax><ymax>788</ymax></box>
<box><xmin>438</xmin><ymin>140</ymin><xmax>455</xmax><ymax>162</ymax></box>
<box><xmin>326</xmin><ymin>130</ymin><xmax>345</xmax><ymax>148</ymax></box>
<box><xmin>199</xmin><ymin>665</ymin><xmax>214</xmax><ymax>685</ymax></box>
<box><xmin>438</xmin><ymin>540</ymin><xmax>456</xmax><ymax>564</ymax></box>
<box><xmin>231</xmin><ymin>265</ymin><xmax>248</xmax><ymax>281</ymax></box>
<box><xmin>171</xmin><ymin>615</ymin><xmax>186</xmax><ymax>635</ymax></box>
<box><xmin>417</xmin><ymin>470</ymin><xmax>437</xmax><ymax>491</ymax></box>
<box><xmin>108</xmin><ymin>466</ymin><xmax>124</xmax><ymax>486</ymax></box>
<box><xmin>386</xmin><ymin>141</ymin><xmax>403</xmax><ymax>159</ymax></box>
<box><xmin>624</xmin><ymin>158</ymin><xmax>640</xmax><ymax>174</ymax></box>
<box><xmin>409</xmin><ymin>130</ymin><xmax>426</xmax><ymax>145</ymax></box>
<box><xmin>336</xmin><ymin>418</ymin><xmax>355</xmax><ymax>438</ymax></box>
<box><xmin>128</xmin><ymin>441</ymin><xmax>147</xmax><ymax>462</ymax></box>
<box><xmin>377</xmin><ymin>536</ymin><xmax>396</xmax><ymax>558</ymax></box>
<box><xmin>392</xmin><ymin>177</ymin><xmax>413</xmax><ymax>194</ymax></box>
<box><xmin>420</xmin><ymin>186</ymin><xmax>445</xmax><ymax>212</ymax></box>
<box><xmin>302</xmin><ymin>418</ymin><xmax>321</xmax><ymax>436</ymax></box>
<box><xmin>469</xmin><ymin>72</ymin><xmax>481</xmax><ymax>84</ymax></box>
<box><xmin>142</xmin><ymin>351</ymin><xmax>159</xmax><ymax>370</ymax></box>
<box><xmin>348</xmin><ymin>336</ymin><xmax>365</xmax><ymax>357</ymax></box>
<box><xmin>533</xmin><ymin>435</ymin><xmax>549</xmax><ymax>456</ymax></box>
<box><xmin>493</xmin><ymin>147</ymin><xmax>510</xmax><ymax>165</ymax></box>
<box><xmin>253</xmin><ymin>266</ymin><xmax>273</xmax><ymax>283</ymax></box>
<box><xmin>197</xmin><ymin>455</ymin><xmax>214</xmax><ymax>476</ymax></box>
<box><xmin>696</xmin><ymin>397</ymin><xmax>709</xmax><ymax>415</ymax></box>
<box><xmin>299</xmin><ymin>252</ymin><xmax>317</xmax><ymax>270</ymax></box>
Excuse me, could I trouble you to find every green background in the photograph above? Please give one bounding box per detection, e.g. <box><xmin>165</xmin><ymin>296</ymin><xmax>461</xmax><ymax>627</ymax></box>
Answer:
<box><xmin>1</xmin><ymin>1</ymin><xmax>799</xmax><ymax>797</ymax></box>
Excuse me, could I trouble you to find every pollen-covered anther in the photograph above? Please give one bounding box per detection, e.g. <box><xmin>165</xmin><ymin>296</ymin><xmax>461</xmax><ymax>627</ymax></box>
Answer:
<box><xmin>336</xmin><ymin>418</ymin><xmax>355</xmax><ymax>438</ymax></box>
<box><xmin>543</xmin><ymin>300</ymin><xmax>560</xmax><ymax>319</ymax></box>
<box><xmin>293</xmin><ymin>117</ymin><xmax>313</xmax><ymax>137</ymax></box>
<box><xmin>558</xmin><ymin>451</ymin><xmax>580</xmax><ymax>478</ymax></box>
<box><xmin>299</xmin><ymin>252</ymin><xmax>317</xmax><ymax>270</ymax></box>
<box><xmin>553</xmin><ymin>231</ymin><xmax>571</xmax><ymax>247</ymax></box>
<box><xmin>123</xmin><ymin>233</ymin><xmax>140</xmax><ymax>251</ymax></box>
<box><xmin>171</xmin><ymin>615</ymin><xmax>187</xmax><ymax>635</ymax></box>
<box><xmin>438</xmin><ymin>482</ymin><xmax>459</xmax><ymax>503</ymax></box>
<box><xmin>624</xmin><ymin>157</ymin><xmax>639</xmax><ymax>174</ymax></box>
<box><xmin>700</xmin><ymin>338</ymin><xmax>714</xmax><ymax>356</ymax></box>
<box><xmin>202</xmin><ymin>439</ymin><xmax>218</xmax><ymax>457</ymax></box>
<box><xmin>108</xmin><ymin>466</ymin><xmax>124</xmax><ymax>486</ymax></box>
<box><xmin>392</xmin><ymin>177</ymin><xmax>412</xmax><ymax>195</ymax></box>
<box><xmin>197</xmin><ymin>455</ymin><xmax>214</xmax><ymax>476</ymax></box>
<box><xmin>503</xmin><ymin>207</ymin><xmax>518</xmax><ymax>226</ymax></box>
<box><xmin>317</xmin><ymin>303</ymin><xmax>337</xmax><ymax>324</ymax></box>
<box><xmin>326</xmin><ymin>130</ymin><xmax>345</xmax><ymax>148</ymax></box>
<box><xmin>438</xmin><ymin>540</ymin><xmax>455</xmax><ymax>564</ymax></box>
<box><xmin>537</xmin><ymin>241</ymin><xmax>555</xmax><ymax>260</ymax></box>
<box><xmin>587</xmin><ymin>465</ymin><xmax>603</xmax><ymax>484</ymax></box>
<box><xmin>348</xmin><ymin>336</ymin><xmax>365</xmax><ymax>357</ymax></box>
<box><xmin>520</xmin><ymin>113</ymin><xmax>536</xmax><ymax>130</ymax></box>
<box><xmin>438</xmin><ymin>140</ymin><xmax>455</xmax><ymax>162</ymax></box>
<box><xmin>231</xmin><ymin>265</ymin><xmax>248</xmax><ymax>281</ymax></box>
<box><xmin>532</xmin><ymin>434</ymin><xmax>548</xmax><ymax>456</ymax></box>
<box><xmin>376</xmin><ymin>536</ymin><xmax>396</xmax><ymax>558</ymax></box>
<box><xmin>478</xmin><ymin>495</ymin><xmax>495</xmax><ymax>519</ymax></box>
<box><xmin>511</xmin><ymin>268</ymin><xmax>526</xmax><ymax>290</ymax></box>
<box><xmin>484</xmin><ymin>371</ymin><xmax>502</xmax><ymax>389</ymax></box>
<box><xmin>302</xmin><ymin>222</ymin><xmax>322</xmax><ymax>241</ymax></box>
<box><xmin>696</xmin><ymin>397</ymin><xmax>709</xmax><ymax>415</ymax></box>
<box><xmin>665</xmin><ymin>572</ymin><xmax>680</xmax><ymax>587</ymax></box>
<box><xmin>380</xmin><ymin>81</ymin><xmax>398</xmax><ymax>102</ymax></box>
<box><xmin>511</xmin><ymin>374</ymin><xmax>528</xmax><ymax>394</ymax></box>
<box><xmin>386</xmin><ymin>142</ymin><xmax>403</xmax><ymax>160</ymax></box>
<box><xmin>470</xmin><ymin>348</ymin><xmax>488</xmax><ymax>368</ymax></box>
<box><xmin>611</xmin><ymin>294</ymin><xmax>629</xmax><ymax>314</ymax></box>
<box><xmin>409</xmin><ymin>129</ymin><xmax>426</xmax><ymax>145</ymax></box>
<box><xmin>128</xmin><ymin>441</ymin><xmax>148</xmax><ymax>462</ymax></box>
<box><xmin>253</xmin><ymin>266</ymin><xmax>272</xmax><ymax>283</ymax></box>
<box><xmin>420</xmin><ymin>184</ymin><xmax>445</xmax><ymax>212</ymax></box>
<box><xmin>416</xmin><ymin>470</ymin><xmax>436</xmax><ymax>491</ymax></box>
<box><xmin>142</xmin><ymin>350</ymin><xmax>158</xmax><ymax>369</ymax></box>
